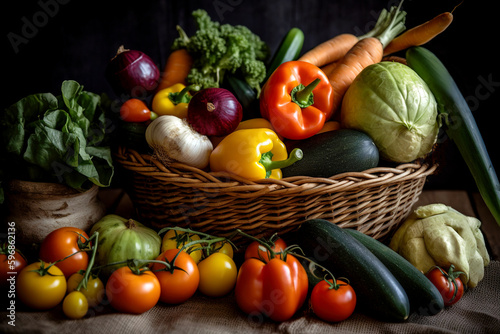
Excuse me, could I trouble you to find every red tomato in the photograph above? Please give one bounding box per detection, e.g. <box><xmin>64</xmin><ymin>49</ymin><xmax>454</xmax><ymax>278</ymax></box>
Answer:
<box><xmin>120</xmin><ymin>98</ymin><xmax>151</xmax><ymax>122</ymax></box>
<box><xmin>235</xmin><ymin>254</ymin><xmax>308</xmax><ymax>322</ymax></box>
<box><xmin>311</xmin><ymin>279</ymin><xmax>356</xmax><ymax>322</ymax></box>
<box><xmin>151</xmin><ymin>249</ymin><xmax>200</xmax><ymax>304</ymax></box>
<box><xmin>244</xmin><ymin>238</ymin><xmax>287</xmax><ymax>262</ymax></box>
<box><xmin>39</xmin><ymin>227</ymin><xmax>89</xmax><ymax>278</ymax></box>
<box><xmin>426</xmin><ymin>266</ymin><xmax>464</xmax><ymax>306</ymax></box>
<box><xmin>106</xmin><ymin>266</ymin><xmax>161</xmax><ymax>314</ymax></box>
<box><xmin>0</xmin><ymin>243</ymin><xmax>27</xmax><ymax>287</ymax></box>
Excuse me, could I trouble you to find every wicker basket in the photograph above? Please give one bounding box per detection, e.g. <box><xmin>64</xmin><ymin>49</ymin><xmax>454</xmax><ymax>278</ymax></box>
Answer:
<box><xmin>114</xmin><ymin>146</ymin><xmax>436</xmax><ymax>245</ymax></box>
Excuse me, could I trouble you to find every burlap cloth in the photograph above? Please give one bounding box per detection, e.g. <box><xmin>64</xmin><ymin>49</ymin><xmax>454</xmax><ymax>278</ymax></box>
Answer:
<box><xmin>2</xmin><ymin>261</ymin><xmax>499</xmax><ymax>334</ymax></box>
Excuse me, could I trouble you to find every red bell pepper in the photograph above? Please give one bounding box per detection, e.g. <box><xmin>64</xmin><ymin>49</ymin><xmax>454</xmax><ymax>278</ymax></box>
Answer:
<box><xmin>260</xmin><ymin>60</ymin><xmax>334</xmax><ymax>140</ymax></box>
<box><xmin>235</xmin><ymin>253</ymin><xmax>308</xmax><ymax>322</ymax></box>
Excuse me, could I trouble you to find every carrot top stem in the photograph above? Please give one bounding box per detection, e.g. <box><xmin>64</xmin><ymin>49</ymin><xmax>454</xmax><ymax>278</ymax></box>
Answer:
<box><xmin>370</xmin><ymin>1</ymin><xmax>407</xmax><ymax>48</ymax></box>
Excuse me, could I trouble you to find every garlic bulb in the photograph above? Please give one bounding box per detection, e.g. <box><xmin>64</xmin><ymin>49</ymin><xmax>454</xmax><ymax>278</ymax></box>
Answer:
<box><xmin>145</xmin><ymin>115</ymin><xmax>213</xmax><ymax>169</ymax></box>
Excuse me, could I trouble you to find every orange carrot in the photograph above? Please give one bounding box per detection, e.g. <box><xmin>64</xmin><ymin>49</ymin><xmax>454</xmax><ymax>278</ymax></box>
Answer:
<box><xmin>157</xmin><ymin>48</ymin><xmax>193</xmax><ymax>92</ymax></box>
<box><xmin>298</xmin><ymin>34</ymin><xmax>359</xmax><ymax>68</ymax></box>
<box><xmin>329</xmin><ymin>37</ymin><xmax>385</xmax><ymax>113</ymax></box>
<box><xmin>320</xmin><ymin>61</ymin><xmax>339</xmax><ymax>77</ymax></box>
<box><xmin>328</xmin><ymin>3</ymin><xmax>406</xmax><ymax>114</ymax></box>
<box><xmin>383</xmin><ymin>12</ymin><xmax>453</xmax><ymax>56</ymax></box>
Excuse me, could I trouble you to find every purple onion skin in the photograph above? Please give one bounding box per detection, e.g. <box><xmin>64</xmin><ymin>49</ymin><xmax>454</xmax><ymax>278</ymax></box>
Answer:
<box><xmin>188</xmin><ymin>88</ymin><xmax>243</xmax><ymax>137</ymax></box>
<box><xmin>105</xmin><ymin>47</ymin><xmax>160</xmax><ymax>98</ymax></box>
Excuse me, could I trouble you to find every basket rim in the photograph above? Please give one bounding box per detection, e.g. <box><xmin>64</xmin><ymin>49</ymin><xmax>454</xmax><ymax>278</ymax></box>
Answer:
<box><xmin>114</xmin><ymin>146</ymin><xmax>437</xmax><ymax>194</ymax></box>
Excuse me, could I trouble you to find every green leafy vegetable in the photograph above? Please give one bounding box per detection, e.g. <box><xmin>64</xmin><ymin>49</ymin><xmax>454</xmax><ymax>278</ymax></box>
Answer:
<box><xmin>172</xmin><ymin>9</ymin><xmax>269</xmax><ymax>95</ymax></box>
<box><xmin>0</xmin><ymin>80</ymin><xmax>114</xmax><ymax>203</ymax></box>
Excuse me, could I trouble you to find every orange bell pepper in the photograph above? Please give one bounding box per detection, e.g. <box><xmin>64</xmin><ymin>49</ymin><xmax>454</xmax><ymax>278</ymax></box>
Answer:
<box><xmin>260</xmin><ymin>61</ymin><xmax>334</xmax><ymax>140</ymax></box>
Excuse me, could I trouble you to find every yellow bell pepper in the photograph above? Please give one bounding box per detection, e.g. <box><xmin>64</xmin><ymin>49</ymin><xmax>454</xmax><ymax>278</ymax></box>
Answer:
<box><xmin>210</xmin><ymin>118</ymin><xmax>276</xmax><ymax>148</ymax></box>
<box><xmin>209</xmin><ymin>128</ymin><xmax>302</xmax><ymax>181</ymax></box>
<box><xmin>235</xmin><ymin>118</ymin><xmax>275</xmax><ymax>132</ymax></box>
<box><xmin>152</xmin><ymin>83</ymin><xmax>198</xmax><ymax>119</ymax></box>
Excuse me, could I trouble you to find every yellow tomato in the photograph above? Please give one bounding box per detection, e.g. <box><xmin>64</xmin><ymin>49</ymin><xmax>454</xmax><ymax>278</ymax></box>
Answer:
<box><xmin>161</xmin><ymin>230</ymin><xmax>203</xmax><ymax>264</ymax></box>
<box><xmin>17</xmin><ymin>262</ymin><xmax>67</xmax><ymax>310</ymax></box>
<box><xmin>63</xmin><ymin>291</ymin><xmax>89</xmax><ymax>319</ymax></box>
<box><xmin>209</xmin><ymin>240</ymin><xmax>234</xmax><ymax>259</ymax></box>
<box><xmin>67</xmin><ymin>272</ymin><xmax>105</xmax><ymax>307</ymax></box>
<box><xmin>198</xmin><ymin>253</ymin><xmax>237</xmax><ymax>297</ymax></box>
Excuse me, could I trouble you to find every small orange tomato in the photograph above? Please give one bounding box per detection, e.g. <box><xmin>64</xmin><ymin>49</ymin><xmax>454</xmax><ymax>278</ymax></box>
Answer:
<box><xmin>105</xmin><ymin>266</ymin><xmax>161</xmax><ymax>314</ymax></box>
<box><xmin>120</xmin><ymin>98</ymin><xmax>152</xmax><ymax>122</ymax></box>
<box><xmin>152</xmin><ymin>249</ymin><xmax>200</xmax><ymax>304</ymax></box>
<box><xmin>38</xmin><ymin>226</ymin><xmax>89</xmax><ymax>279</ymax></box>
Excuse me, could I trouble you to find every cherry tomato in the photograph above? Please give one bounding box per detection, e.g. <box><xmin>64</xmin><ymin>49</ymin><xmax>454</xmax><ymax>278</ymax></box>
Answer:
<box><xmin>426</xmin><ymin>265</ymin><xmax>464</xmax><ymax>306</ymax></box>
<box><xmin>105</xmin><ymin>266</ymin><xmax>161</xmax><ymax>314</ymax></box>
<box><xmin>0</xmin><ymin>243</ymin><xmax>27</xmax><ymax>287</ymax></box>
<box><xmin>63</xmin><ymin>291</ymin><xmax>89</xmax><ymax>319</ymax></box>
<box><xmin>120</xmin><ymin>98</ymin><xmax>152</xmax><ymax>122</ymax></box>
<box><xmin>39</xmin><ymin>227</ymin><xmax>90</xmax><ymax>278</ymax></box>
<box><xmin>198</xmin><ymin>253</ymin><xmax>237</xmax><ymax>297</ymax></box>
<box><xmin>152</xmin><ymin>249</ymin><xmax>200</xmax><ymax>304</ymax></box>
<box><xmin>244</xmin><ymin>237</ymin><xmax>286</xmax><ymax>262</ymax></box>
<box><xmin>67</xmin><ymin>272</ymin><xmax>105</xmax><ymax>308</ymax></box>
<box><xmin>16</xmin><ymin>262</ymin><xmax>67</xmax><ymax>310</ymax></box>
<box><xmin>161</xmin><ymin>229</ymin><xmax>203</xmax><ymax>264</ymax></box>
<box><xmin>310</xmin><ymin>279</ymin><xmax>357</xmax><ymax>322</ymax></box>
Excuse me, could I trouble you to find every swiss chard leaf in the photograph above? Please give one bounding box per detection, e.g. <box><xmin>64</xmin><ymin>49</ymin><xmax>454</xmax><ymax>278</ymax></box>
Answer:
<box><xmin>0</xmin><ymin>80</ymin><xmax>114</xmax><ymax>201</ymax></box>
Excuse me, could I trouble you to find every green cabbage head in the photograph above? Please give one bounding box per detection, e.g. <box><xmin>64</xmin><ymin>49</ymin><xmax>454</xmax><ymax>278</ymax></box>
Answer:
<box><xmin>341</xmin><ymin>61</ymin><xmax>439</xmax><ymax>163</ymax></box>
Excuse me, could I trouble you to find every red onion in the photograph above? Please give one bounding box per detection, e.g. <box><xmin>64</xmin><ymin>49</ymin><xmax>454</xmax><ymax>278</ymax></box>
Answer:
<box><xmin>105</xmin><ymin>45</ymin><xmax>160</xmax><ymax>98</ymax></box>
<box><xmin>187</xmin><ymin>88</ymin><xmax>243</xmax><ymax>136</ymax></box>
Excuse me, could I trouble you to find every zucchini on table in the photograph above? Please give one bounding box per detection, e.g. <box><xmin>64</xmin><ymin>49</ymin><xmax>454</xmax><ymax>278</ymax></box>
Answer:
<box><xmin>406</xmin><ymin>46</ymin><xmax>500</xmax><ymax>226</ymax></box>
<box><xmin>345</xmin><ymin>229</ymin><xmax>444</xmax><ymax>316</ymax></box>
<box><xmin>296</xmin><ymin>219</ymin><xmax>410</xmax><ymax>322</ymax></box>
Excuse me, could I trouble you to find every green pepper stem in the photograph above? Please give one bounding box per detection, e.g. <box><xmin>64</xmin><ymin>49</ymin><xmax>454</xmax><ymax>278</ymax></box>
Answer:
<box><xmin>263</xmin><ymin>148</ymin><xmax>303</xmax><ymax>172</ymax></box>
<box><xmin>168</xmin><ymin>85</ymin><xmax>200</xmax><ymax>105</ymax></box>
<box><xmin>291</xmin><ymin>78</ymin><xmax>320</xmax><ymax>108</ymax></box>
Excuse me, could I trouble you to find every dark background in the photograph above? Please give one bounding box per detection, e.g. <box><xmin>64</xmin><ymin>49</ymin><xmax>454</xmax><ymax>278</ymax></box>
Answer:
<box><xmin>2</xmin><ymin>0</ymin><xmax>498</xmax><ymax>190</ymax></box>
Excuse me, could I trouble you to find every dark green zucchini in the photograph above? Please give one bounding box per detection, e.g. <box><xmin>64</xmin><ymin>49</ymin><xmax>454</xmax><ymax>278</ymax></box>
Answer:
<box><xmin>264</xmin><ymin>27</ymin><xmax>304</xmax><ymax>82</ymax></box>
<box><xmin>406</xmin><ymin>47</ymin><xmax>500</xmax><ymax>226</ymax></box>
<box><xmin>296</xmin><ymin>219</ymin><xmax>410</xmax><ymax>322</ymax></box>
<box><xmin>283</xmin><ymin>129</ymin><xmax>379</xmax><ymax>178</ymax></box>
<box><xmin>345</xmin><ymin>229</ymin><xmax>444</xmax><ymax>316</ymax></box>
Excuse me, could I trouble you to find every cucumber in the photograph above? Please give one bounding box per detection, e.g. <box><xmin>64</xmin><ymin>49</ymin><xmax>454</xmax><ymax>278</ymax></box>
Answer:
<box><xmin>264</xmin><ymin>27</ymin><xmax>304</xmax><ymax>82</ymax></box>
<box><xmin>406</xmin><ymin>47</ymin><xmax>500</xmax><ymax>226</ymax></box>
<box><xmin>344</xmin><ymin>229</ymin><xmax>444</xmax><ymax>316</ymax></box>
<box><xmin>282</xmin><ymin>129</ymin><xmax>379</xmax><ymax>178</ymax></box>
<box><xmin>224</xmin><ymin>74</ymin><xmax>259</xmax><ymax>120</ymax></box>
<box><xmin>296</xmin><ymin>219</ymin><xmax>410</xmax><ymax>322</ymax></box>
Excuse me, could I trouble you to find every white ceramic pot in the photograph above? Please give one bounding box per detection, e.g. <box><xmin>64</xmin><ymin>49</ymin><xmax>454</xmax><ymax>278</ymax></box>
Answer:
<box><xmin>5</xmin><ymin>180</ymin><xmax>106</xmax><ymax>246</ymax></box>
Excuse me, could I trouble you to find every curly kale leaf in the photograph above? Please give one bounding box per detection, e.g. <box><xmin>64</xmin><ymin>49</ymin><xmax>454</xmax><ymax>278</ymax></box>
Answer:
<box><xmin>172</xmin><ymin>9</ymin><xmax>269</xmax><ymax>93</ymax></box>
